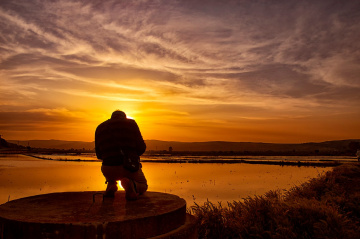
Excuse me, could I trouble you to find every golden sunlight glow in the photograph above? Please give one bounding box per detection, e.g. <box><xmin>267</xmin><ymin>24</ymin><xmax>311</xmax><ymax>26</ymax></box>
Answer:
<box><xmin>1</xmin><ymin>1</ymin><xmax>359</xmax><ymax>143</ymax></box>
<box><xmin>117</xmin><ymin>181</ymin><xmax>124</xmax><ymax>191</ymax></box>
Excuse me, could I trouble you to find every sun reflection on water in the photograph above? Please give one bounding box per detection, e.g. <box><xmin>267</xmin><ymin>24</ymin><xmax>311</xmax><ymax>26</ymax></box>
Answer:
<box><xmin>0</xmin><ymin>155</ymin><xmax>332</xmax><ymax>206</ymax></box>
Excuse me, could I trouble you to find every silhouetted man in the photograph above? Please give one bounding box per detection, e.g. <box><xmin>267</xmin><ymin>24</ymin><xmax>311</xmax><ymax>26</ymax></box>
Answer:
<box><xmin>95</xmin><ymin>110</ymin><xmax>147</xmax><ymax>200</ymax></box>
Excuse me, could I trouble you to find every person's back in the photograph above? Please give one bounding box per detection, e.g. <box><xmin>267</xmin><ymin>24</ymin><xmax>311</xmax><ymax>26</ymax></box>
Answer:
<box><xmin>95</xmin><ymin>110</ymin><xmax>147</xmax><ymax>200</ymax></box>
<box><xmin>95</xmin><ymin>113</ymin><xmax>146</xmax><ymax>164</ymax></box>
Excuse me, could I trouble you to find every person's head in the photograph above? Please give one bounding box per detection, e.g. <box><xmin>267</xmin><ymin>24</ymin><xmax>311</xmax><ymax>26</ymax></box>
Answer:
<box><xmin>111</xmin><ymin>110</ymin><xmax>126</xmax><ymax>119</ymax></box>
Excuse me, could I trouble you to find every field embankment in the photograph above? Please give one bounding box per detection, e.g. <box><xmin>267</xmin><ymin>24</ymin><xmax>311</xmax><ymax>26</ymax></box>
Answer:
<box><xmin>191</xmin><ymin>163</ymin><xmax>360</xmax><ymax>239</ymax></box>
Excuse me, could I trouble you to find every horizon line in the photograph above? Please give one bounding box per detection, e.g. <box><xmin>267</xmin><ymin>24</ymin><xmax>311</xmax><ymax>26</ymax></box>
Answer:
<box><xmin>6</xmin><ymin>138</ymin><xmax>360</xmax><ymax>145</ymax></box>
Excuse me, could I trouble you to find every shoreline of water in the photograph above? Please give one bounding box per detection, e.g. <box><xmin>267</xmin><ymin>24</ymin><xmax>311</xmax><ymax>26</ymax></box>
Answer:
<box><xmin>14</xmin><ymin>153</ymin><xmax>357</xmax><ymax>167</ymax></box>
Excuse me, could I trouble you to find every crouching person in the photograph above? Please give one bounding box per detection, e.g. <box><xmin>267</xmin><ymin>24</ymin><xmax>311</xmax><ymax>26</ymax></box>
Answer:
<box><xmin>95</xmin><ymin>110</ymin><xmax>148</xmax><ymax>200</ymax></box>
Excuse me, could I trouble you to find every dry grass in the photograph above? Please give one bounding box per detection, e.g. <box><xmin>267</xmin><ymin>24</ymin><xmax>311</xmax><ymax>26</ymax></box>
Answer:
<box><xmin>191</xmin><ymin>164</ymin><xmax>360</xmax><ymax>239</ymax></box>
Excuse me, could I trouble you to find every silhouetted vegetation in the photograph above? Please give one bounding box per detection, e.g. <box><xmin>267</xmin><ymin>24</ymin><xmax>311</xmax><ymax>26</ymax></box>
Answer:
<box><xmin>0</xmin><ymin>138</ymin><xmax>8</xmax><ymax>148</ymax></box>
<box><xmin>191</xmin><ymin>163</ymin><xmax>360</xmax><ymax>239</ymax></box>
<box><xmin>0</xmin><ymin>137</ymin><xmax>24</xmax><ymax>150</ymax></box>
<box><xmin>146</xmin><ymin>149</ymin><xmax>358</xmax><ymax>156</ymax></box>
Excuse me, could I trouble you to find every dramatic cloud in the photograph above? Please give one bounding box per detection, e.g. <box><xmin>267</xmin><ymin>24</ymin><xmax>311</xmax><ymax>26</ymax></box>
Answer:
<box><xmin>0</xmin><ymin>0</ymin><xmax>359</xmax><ymax>142</ymax></box>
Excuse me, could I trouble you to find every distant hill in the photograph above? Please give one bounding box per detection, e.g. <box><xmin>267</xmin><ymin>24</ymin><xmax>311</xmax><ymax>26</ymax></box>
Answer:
<box><xmin>8</xmin><ymin>140</ymin><xmax>95</xmax><ymax>150</ymax></box>
<box><xmin>8</xmin><ymin>139</ymin><xmax>360</xmax><ymax>154</ymax></box>
<box><xmin>0</xmin><ymin>138</ymin><xmax>9</xmax><ymax>148</ymax></box>
<box><xmin>0</xmin><ymin>138</ymin><xmax>22</xmax><ymax>149</ymax></box>
<box><xmin>146</xmin><ymin>139</ymin><xmax>360</xmax><ymax>154</ymax></box>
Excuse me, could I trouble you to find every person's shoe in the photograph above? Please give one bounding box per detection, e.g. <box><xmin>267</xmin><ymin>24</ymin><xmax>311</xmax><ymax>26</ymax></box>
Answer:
<box><xmin>121</xmin><ymin>178</ymin><xmax>139</xmax><ymax>201</ymax></box>
<box><xmin>104</xmin><ymin>182</ymin><xmax>118</xmax><ymax>197</ymax></box>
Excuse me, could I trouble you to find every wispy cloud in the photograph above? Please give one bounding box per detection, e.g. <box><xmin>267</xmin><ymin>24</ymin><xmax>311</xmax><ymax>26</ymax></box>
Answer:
<box><xmin>1</xmin><ymin>0</ymin><xmax>359</xmax><ymax>142</ymax></box>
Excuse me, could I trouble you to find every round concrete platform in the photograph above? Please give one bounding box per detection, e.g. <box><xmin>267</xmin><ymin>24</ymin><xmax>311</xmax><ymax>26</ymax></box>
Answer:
<box><xmin>0</xmin><ymin>191</ymin><xmax>197</xmax><ymax>239</ymax></box>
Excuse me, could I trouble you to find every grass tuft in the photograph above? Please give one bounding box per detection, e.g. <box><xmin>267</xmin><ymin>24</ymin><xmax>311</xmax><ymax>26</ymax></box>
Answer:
<box><xmin>191</xmin><ymin>164</ymin><xmax>360</xmax><ymax>239</ymax></box>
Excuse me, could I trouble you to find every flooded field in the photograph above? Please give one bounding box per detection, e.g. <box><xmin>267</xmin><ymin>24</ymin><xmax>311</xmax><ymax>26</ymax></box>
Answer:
<box><xmin>0</xmin><ymin>154</ymin><xmax>333</xmax><ymax>207</ymax></box>
<box><xmin>25</xmin><ymin>153</ymin><xmax>357</xmax><ymax>163</ymax></box>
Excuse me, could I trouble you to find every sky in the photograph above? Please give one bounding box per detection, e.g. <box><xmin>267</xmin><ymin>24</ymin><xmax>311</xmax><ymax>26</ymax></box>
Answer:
<box><xmin>0</xmin><ymin>0</ymin><xmax>359</xmax><ymax>143</ymax></box>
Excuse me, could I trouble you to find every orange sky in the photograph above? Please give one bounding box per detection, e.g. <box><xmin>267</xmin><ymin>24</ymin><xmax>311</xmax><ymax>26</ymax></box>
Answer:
<box><xmin>0</xmin><ymin>0</ymin><xmax>359</xmax><ymax>143</ymax></box>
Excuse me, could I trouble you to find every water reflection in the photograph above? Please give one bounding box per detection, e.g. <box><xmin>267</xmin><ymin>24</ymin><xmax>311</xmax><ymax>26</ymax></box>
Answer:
<box><xmin>0</xmin><ymin>155</ymin><xmax>331</xmax><ymax>206</ymax></box>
